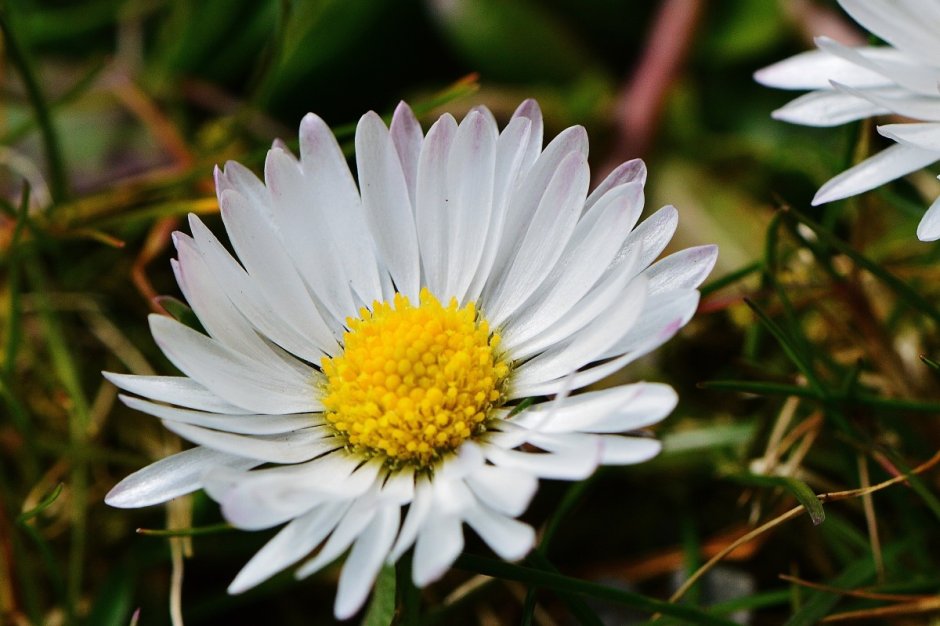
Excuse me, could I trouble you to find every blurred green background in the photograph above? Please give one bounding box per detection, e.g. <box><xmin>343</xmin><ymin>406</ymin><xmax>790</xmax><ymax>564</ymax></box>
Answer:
<box><xmin>2</xmin><ymin>0</ymin><xmax>940</xmax><ymax>624</ymax></box>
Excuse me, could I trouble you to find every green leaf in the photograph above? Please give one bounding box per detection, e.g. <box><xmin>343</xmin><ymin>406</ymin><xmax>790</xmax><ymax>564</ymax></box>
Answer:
<box><xmin>361</xmin><ymin>564</ymin><xmax>395</xmax><ymax>626</ymax></box>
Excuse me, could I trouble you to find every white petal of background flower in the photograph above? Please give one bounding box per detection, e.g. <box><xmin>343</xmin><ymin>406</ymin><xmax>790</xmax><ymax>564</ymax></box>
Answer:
<box><xmin>756</xmin><ymin>0</ymin><xmax>940</xmax><ymax>241</ymax></box>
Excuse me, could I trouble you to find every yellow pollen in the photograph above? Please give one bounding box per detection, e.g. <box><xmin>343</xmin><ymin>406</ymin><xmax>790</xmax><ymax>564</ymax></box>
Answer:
<box><xmin>321</xmin><ymin>288</ymin><xmax>510</xmax><ymax>466</ymax></box>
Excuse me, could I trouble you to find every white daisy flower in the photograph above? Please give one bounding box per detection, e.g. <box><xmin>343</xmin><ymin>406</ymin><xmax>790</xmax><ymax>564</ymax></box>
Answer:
<box><xmin>755</xmin><ymin>0</ymin><xmax>940</xmax><ymax>241</ymax></box>
<box><xmin>105</xmin><ymin>99</ymin><xmax>716</xmax><ymax>619</ymax></box>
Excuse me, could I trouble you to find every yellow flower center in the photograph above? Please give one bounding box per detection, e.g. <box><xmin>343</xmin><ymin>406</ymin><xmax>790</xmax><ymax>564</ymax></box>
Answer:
<box><xmin>321</xmin><ymin>288</ymin><xmax>510</xmax><ymax>467</ymax></box>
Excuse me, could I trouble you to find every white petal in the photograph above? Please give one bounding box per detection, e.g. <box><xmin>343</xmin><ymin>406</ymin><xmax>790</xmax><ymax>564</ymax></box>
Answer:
<box><xmin>379</xmin><ymin>466</ymin><xmax>415</xmax><ymax>504</ymax></box>
<box><xmin>644</xmin><ymin>245</ymin><xmax>718</xmax><ymax>295</ymax></box>
<box><xmin>149</xmin><ymin>314</ymin><xmax>320</xmax><ymax>414</ymax></box>
<box><xmin>513</xmin><ymin>383</ymin><xmax>677</xmax><ymax>434</ymax></box>
<box><xmin>754</xmin><ymin>47</ymin><xmax>893</xmax><ymax>90</ymax></box>
<box><xmin>510</xmin><ymin>99</ymin><xmax>544</xmax><ymax>175</ymax></box>
<box><xmin>464</xmin><ymin>116</ymin><xmax>533</xmax><ymax>303</ymax></box>
<box><xmin>105</xmin><ymin>446</ymin><xmax>257</xmax><ymax>508</ymax></box>
<box><xmin>484</xmin><ymin>445</ymin><xmax>599</xmax><ymax>481</ymax></box>
<box><xmin>485</xmin><ymin>150</ymin><xmax>590</xmax><ymax>325</ymax></box>
<box><xmin>833</xmin><ymin>82</ymin><xmax>940</xmax><ymax>121</ymax></box>
<box><xmin>597</xmin><ymin>435</ymin><xmax>662</xmax><ymax>465</ymax></box>
<box><xmin>918</xmin><ymin>192</ymin><xmax>940</xmax><ymax>241</ymax></box>
<box><xmin>488</xmin><ymin>126</ymin><xmax>587</xmax><ymax>289</ymax></box>
<box><xmin>521</xmin><ymin>303</ymin><xmax>693</xmax><ymax>398</ymax></box>
<box><xmin>173</xmin><ymin>234</ymin><xmax>298</xmax><ymax>373</ymax></box>
<box><xmin>465</xmin><ymin>464</ymin><xmax>537</xmax><ymax>517</ymax></box>
<box><xmin>771</xmin><ymin>89</ymin><xmax>887</xmax><ymax>127</ymax></box>
<box><xmin>120</xmin><ymin>395</ymin><xmax>322</xmax><ymax>435</ymax></box>
<box><xmin>219</xmin><ymin>181</ymin><xmax>350</xmax><ymax>333</ymax></box>
<box><xmin>464</xmin><ymin>505</ymin><xmax>535</xmax><ymax>561</ymax></box>
<box><xmin>161</xmin><ymin>421</ymin><xmax>334</xmax><ymax>464</ymax></box>
<box><xmin>839</xmin><ymin>0</ymin><xmax>940</xmax><ymax>64</ymax></box>
<box><xmin>815</xmin><ymin>36</ymin><xmax>940</xmax><ymax>95</ymax></box>
<box><xmin>298</xmin><ymin>113</ymin><xmax>386</xmax><ymax>304</ymax></box>
<box><xmin>188</xmin><ymin>215</ymin><xmax>336</xmax><ymax>361</ymax></box>
<box><xmin>103</xmin><ymin>372</ymin><xmax>249</xmax><ymax>414</ymax></box>
<box><xmin>388</xmin><ymin>477</ymin><xmax>432</xmax><ymax>562</ymax></box>
<box><xmin>335</xmin><ymin>505</ymin><xmax>400</xmax><ymax>619</ymax></box>
<box><xmin>209</xmin><ymin>456</ymin><xmax>380</xmax><ymax>530</ymax></box>
<box><xmin>262</xmin><ymin>151</ymin><xmax>357</xmax><ymax>322</ymax></box>
<box><xmin>415</xmin><ymin>114</ymin><xmax>458</xmax><ymax>294</ymax></box>
<box><xmin>813</xmin><ymin>142</ymin><xmax>939</xmax><ymax>204</ymax></box>
<box><xmin>878</xmin><ymin>122</ymin><xmax>940</xmax><ymax>151</ymax></box>
<box><xmin>356</xmin><ymin>111</ymin><xmax>421</xmax><ymax>300</ymax></box>
<box><xmin>584</xmin><ymin>159</ymin><xmax>647</xmax><ymax>212</ymax></box>
<box><xmin>613</xmin><ymin>205</ymin><xmax>678</xmax><ymax>273</ymax></box>
<box><xmin>295</xmin><ymin>495</ymin><xmax>380</xmax><ymax>579</ymax></box>
<box><xmin>228</xmin><ymin>501</ymin><xmax>350</xmax><ymax>594</ymax></box>
<box><xmin>501</xmin><ymin>182</ymin><xmax>645</xmax><ymax>352</ymax></box>
<box><xmin>601</xmin><ymin>288</ymin><xmax>700</xmax><ymax>359</ymax></box>
<box><xmin>512</xmin><ymin>276</ymin><xmax>647</xmax><ymax>387</ymax></box>
<box><xmin>412</xmin><ymin>512</ymin><xmax>463</xmax><ymax>587</ymax></box>
<box><xmin>215</xmin><ymin>161</ymin><xmax>271</xmax><ymax>219</ymax></box>
<box><xmin>445</xmin><ymin>110</ymin><xmax>497</xmax><ymax>300</ymax></box>
<box><xmin>390</xmin><ymin>102</ymin><xmax>423</xmax><ymax>208</ymax></box>
<box><xmin>504</xmin><ymin>246</ymin><xmax>640</xmax><ymax>362</ymax></box>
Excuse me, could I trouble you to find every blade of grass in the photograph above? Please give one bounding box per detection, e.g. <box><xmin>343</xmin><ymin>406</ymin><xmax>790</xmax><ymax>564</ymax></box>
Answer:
<box><xmin>23</xmin><ymin>256</ymin><xmax>91</xmax><ymax>623</ymax></box>
<box><xmin>1</xmin><ymin>57</ymin><xmax>108</xmax><ymax>145</ymax></box>
<box><xmin>522</xmin><ymin>474</ymin><xmax>605</xmax><ymax>626</ymax></box>
<box><xmin>743</xmin><ymin>299</ymin><xmax>825</xmax><ymax>394</ymax></box>
<box><xmin>2</xmin><ymin>187</ymin><xmax>39</xmax><ymax>480</ymax></box>
<box><xmin>0</xmin><ymin>8</ymin><xmax>68</xmax><ymax>202</ymax></box>
<box><xmin>525</xmin><ymin>552</ymin><xmax>606</xmax><ymax>626</ymax></box>
<box><xmin>726</xmin><ymin>473</ymin><xmax>826</xmax><ymax>526</ymax></box>
<box><xmin>700</xmin><ymin>261</ymin><xmax>760</xmax><ymax>297</ymax></box>
<box><xmin>782</xmin><ymin>554</ymin><xmax>878</xmax><ymax>626</ymax></box>
<box><xmin>785</xmin><ymin>207</ymin><xmax>940</xmax><ymax>327</ymax></box>
<box><xmin>455</xmin><ymin>554</ymin><xmax>740</xmax><ymax>626</ymax></box>
<box><xmin>16</xmin><ymin>483</ymin><xmax>69</xmax><ymax>619</ymax></box>
<box><xmin>701</xmin><ymin>379</ymin><xmax>940</xmax><ymax>413</ymax></box>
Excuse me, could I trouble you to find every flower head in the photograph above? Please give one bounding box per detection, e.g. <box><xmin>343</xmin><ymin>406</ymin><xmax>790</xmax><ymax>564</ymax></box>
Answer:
<box><xmin>105</xmin><ymin>99</ymin><xmax>717</xmax><ymax>619</ymax></box>
<box><xmin>755</xmin><ymin>0</ymin><xmax>940</xmax><ymax>241</ymax></box>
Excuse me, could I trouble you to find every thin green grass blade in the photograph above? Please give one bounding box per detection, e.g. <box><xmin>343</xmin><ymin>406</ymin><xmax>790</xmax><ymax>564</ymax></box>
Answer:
<box><xmin>455</xmin><ymin>554</ymin><xmax>741</xmax><ymax>626</ymax></box>
<box><xmin>744</xmin><ymin>299</ymin><xmax>825</xmax><ymax>394</ymax></box>
<box><xmin>787</xmin><ymin>208</ymin><xmax>940</xmax><ymax>327</ymax></box>
<box><xmin>727</xmin><ymin>473</ymin><xmax>826</xmax><ymax>526</ymax></box>
<box><xmin>0</xmin><ymin>8</ymin><xmax>68</xmax><ymax>202</ymax></box>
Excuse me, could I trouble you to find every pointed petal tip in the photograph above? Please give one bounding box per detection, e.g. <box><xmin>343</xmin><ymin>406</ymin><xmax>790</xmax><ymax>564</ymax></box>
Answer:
<box><xmin>917</xmin><ymin>197</ymin><xmax>940</xmax><ymax>241</ymax></box>
<box><xmin>104</xmin><ymin>481</ymin><xmax>139</xmax><ymax>509</ymax></box>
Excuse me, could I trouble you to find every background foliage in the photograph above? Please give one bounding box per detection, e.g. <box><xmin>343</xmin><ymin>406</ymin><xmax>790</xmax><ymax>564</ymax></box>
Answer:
<box><xmin>2</xmin><ymin>0</ymin><xmax>939</xmax><ymax>624</ymax></box>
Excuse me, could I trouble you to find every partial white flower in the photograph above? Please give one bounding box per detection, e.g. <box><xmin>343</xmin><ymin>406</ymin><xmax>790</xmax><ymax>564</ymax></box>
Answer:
<box><xmin>105</xmin><ymin>99</ymin><xmax>717</xmax><ymax>619</ymax></box>
<box><xmin>755</xmin><ymin>0</ymin><xmax>940</xmax><ymax>241</ymax></box>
